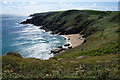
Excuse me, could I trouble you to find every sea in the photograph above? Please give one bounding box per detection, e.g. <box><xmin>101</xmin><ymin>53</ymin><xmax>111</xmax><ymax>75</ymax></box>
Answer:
<box><xmin>1</xmin><ymin>15</ymin><xmax>66</xmax><ymax>60</ymax></box>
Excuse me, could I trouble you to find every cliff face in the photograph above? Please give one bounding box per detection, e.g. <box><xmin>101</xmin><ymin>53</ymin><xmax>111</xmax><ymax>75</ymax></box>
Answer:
<box><xmin>21</xmin><ymin>10</ymin><xmax>119</xmax><ymax>37</ymax></box>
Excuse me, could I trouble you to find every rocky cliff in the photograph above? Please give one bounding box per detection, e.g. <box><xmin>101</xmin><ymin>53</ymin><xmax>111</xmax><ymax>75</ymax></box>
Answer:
<box><xmin>21</xmin><ymin>10</ymin><xmax>119</xmax><ymax>38</ymax></box>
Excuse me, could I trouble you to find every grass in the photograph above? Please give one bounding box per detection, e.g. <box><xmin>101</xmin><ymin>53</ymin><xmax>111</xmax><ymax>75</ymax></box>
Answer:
<box><xmin>2</xmin><ymin>53</ymin><xmax>120</xmax><ymax>79</ymax></box>
<box><xmin>50</xmin><ymin>10</ymin><xmax>119</xmax><ymax>59</ymax></box>
<box><xmin>51</xmin><ymin>42</ymin><xmax>119</xmax><ymax>59</ymax></box>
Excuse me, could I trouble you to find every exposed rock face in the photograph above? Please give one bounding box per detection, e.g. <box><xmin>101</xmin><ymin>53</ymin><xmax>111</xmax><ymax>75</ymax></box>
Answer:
<box><xmin>51</xmin><ymin>44</ymin><xmax>72</xmax><ymax>54</ymax></box>
<box><xmin>68</xmin><ymin>46</ymin><xmax>72</xmax><ymax>49</ymax></box>
<box><xmin>57</xmin><ymin>46</ymin><xmax>63</xmax><ymax>48</ymax></box>
<box><xmin>51</xmin><ymin>48</ymin><xmax>63</xmax><ymax>54</ymax></box>
<box><xmin>51</xmin><ymin>43</ymin><xmax>72</xmax><ymax>54</ymax></box>
<box><xmin>64</xmin><ymin>43</ymin><xmax>71</xmax><ymax>46</ymax></box>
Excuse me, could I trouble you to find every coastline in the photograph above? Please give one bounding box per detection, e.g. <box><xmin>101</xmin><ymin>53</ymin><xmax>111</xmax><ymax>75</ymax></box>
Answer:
<box><xmin>50</xmin><ymin>34</ymin><xmax>85</xmax><ymax>55</ymax></box>
<box><xmin>20</xmin><ymin>23</ymin><xmax>85</xmax><ymax>55</ymax></box>
<box><xmin>20</xmin><ymin>23</ymin><xmax>85</xmax><ymax>56</ymax></box>
<box><xmin>61</xmin><ymin>34</ymin><xmax>85</xmax><ymax>48</ymax></box>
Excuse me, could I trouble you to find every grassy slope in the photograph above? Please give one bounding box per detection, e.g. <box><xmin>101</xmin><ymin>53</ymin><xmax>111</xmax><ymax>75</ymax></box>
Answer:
<box><xmin>23</xmin><ymin>10</ymin><xmax>114</xmax><ymax>35</ymax></box>
<box><xmin>51</xmin><ymin>11</ymin><xmax>120</xmax><ymax>59</ymax></box>
<box><xmin>2</xmin><ymin>53</ymin><xmax>120</xmax><ymax>79</ymax></box>
<box><xmin>2</xmin><ymin>10</ymin><xmax>120</xmax><ymax>79</ymax></box>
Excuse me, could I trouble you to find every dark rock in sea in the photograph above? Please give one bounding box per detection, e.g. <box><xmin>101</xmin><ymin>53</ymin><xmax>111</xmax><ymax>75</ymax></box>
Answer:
<box><xmin>51</xmin><ymin>48</ymin><xmax>63</xmax><ymax>54</ymax></box>
<box><xmin>51</xmin><ymin>44</ymin><xmax>72</xmax><ymax>54</ymax></box>
<box><xmin>57</xmin><ymin>46</ymin><xmax>63</xmax><ymax>48</ymax></box>
<box><xmin>6</xmin><ymin>52</ymin><xmax>22</xmax><ymax>58</ymax></box>
<box><xmin>39</xmin><ymin>27</ymin><xmax>50</xmax><ymax>32</ymax></box>
<box><xmin>63</xmin><ymin>37</ymin><xmax>67</xmax><ymax>40</ymax></box>
<box><xmin>64</xmin><ymin>43</ymin><xmax>70</xmax><ymax>46</ymax></box>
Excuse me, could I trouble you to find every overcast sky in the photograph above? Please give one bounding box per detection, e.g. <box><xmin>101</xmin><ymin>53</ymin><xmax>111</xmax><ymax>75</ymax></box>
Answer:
<box><xmin>0</xmin><ymin>0</ymin><xmax>119</xmax><ymax>16</ymax></box>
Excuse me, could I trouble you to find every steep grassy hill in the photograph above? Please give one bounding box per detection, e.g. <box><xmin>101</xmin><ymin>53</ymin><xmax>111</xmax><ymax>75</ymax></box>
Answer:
<box><xmin>21</xmin><ymin>10</ymin><xmax>119</xmax><ymax>36</ymax></box>
<box><xmin>2</xmin><ymin>10</ymin><xmax>120</xmax><ymax>79</ymax></box>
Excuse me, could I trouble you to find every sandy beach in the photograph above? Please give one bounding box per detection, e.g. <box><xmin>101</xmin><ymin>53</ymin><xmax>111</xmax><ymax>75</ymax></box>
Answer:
<box><xmin>62</xmin><ymin>34</ymin><xmax>85</xmax><ymax>48</ymax></box>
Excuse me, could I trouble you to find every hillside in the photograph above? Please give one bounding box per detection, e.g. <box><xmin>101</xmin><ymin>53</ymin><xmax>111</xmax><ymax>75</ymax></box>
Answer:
<box><xmin>21</xmin><ymin>10</ymin><xmax>119</xmax><ymax>36</ymax></box>
<box><xmin>2</xmin><ymin>10</ymin><xmax>120</xmax><ymax>79</ymax></box>
<box><xmin>2</xmin><ymin>52</ymin><xmax>120</xmax><ymax>79</ymax></box>
<box><xmin>21</xmin><ymin>10</ymin><xmax>119</xmax><ymax>58</ymax></box>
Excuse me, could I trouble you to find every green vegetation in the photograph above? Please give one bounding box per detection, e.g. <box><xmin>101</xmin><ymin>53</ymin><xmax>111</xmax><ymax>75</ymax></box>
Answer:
<box><xmin>3</xmin><ymin>10</ymin><xmax>120</xmax><ymax>79</ymax></box>
<box><xmin>52</xmin><ymin>43</ymin><xmax>119</xmax><ymax>59</ymax></box>
<box><xmin>2</xmin><ymin>53</ymin><xmax>120</xmax><ymax>79</ymax></box>
<box><xmin>22</xmin><ymin>10</ymin><xmax>119</xmax><ymax>35</ymax></box>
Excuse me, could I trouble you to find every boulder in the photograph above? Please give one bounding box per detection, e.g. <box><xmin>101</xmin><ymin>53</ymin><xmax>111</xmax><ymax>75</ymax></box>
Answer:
<box><xmin>64</xmin><ymin>43</ymin><xmax>70</xmax><ymax>46</ymax></box>
<box><xmin>57</xmin><ymin>46</ymin><xmax>63</xmax><ymax>48</ymax></box>
<box><xmin>51</xmin><ymin>48</ymin><xmax>63</xmax><ymax>54</ymax></box>
<box><xmin>68</xmin><ymin>46</ymin><xmax>72</xmax><ymax>49</ymax></box>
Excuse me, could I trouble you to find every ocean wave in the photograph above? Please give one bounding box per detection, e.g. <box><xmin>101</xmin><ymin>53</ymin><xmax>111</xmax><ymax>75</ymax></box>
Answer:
<box><xmin>8</xmin><ymin>23</ymin><xmax>66</xmax><ymax>59</ymax></box>
<box><xmin>19</xmin><ymin>43</ymin><xmax>53</xmax><ymax>59</ymax></box>
<box><xmin>12</xmin><ymin>42</ymin><xmax>30</xmax><ymax>46</ymax></box>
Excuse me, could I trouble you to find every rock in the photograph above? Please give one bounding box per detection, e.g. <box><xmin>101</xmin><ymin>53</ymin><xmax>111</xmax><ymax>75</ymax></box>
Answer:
<box><xmin>64</xmin><ymin>43</ymin><xmax>70</xmax><ymax>46</ymax></box>
<box><xmin>83</xmin><ymin>40</ymin><xmax>87</xmax><ymax>43</ymax></box>
<box><xmin>51</xmin><ymin>45</ymin><xmax>69</xmax><ymax>54</ymax></box>
<box><xmin>63</xmin><ymin>37</ymin><xmax>67</xmax><ymax>40</ymax></box>
<box><xmin>76</xmin><ymin>56</ymin><xmax>84</xmax><ymax>59</ymax></box>
<box><xmin>62</xmin><ymin>48</ymin><xmax>67</xmax><ymax>50</ymax></box>
<box><xmin>68</xmin><ymin>46</ymin><xmax>72</xmax><ymax>49</ymax></box>
<box><xmin>51</xmin><ymin>48</ymin><xmax>63</xmax><ymax>54</ymax></box>
<box><xmin>57</xmin><ymin>46</ymin><xmax>63</xmax><ymax>48</ymax></box>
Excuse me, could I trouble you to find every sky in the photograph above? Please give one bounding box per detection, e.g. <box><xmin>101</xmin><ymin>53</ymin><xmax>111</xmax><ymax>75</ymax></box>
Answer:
<box><xmin>0</xmin><ymin>0</ymin><xmax>119</xmax><ymax>16</ymax></box>
<box><xmin>1</xmin><ymin>0</ymin><xmax>120</xmax><ymax>2</ymax></box>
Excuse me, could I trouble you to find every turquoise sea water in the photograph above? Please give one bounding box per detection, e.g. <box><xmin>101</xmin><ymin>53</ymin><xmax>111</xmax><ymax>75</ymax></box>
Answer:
<box><xmin>1</xmin><ymin>15</ymin><xmax>66</xmax><ymax>59</ymax></box>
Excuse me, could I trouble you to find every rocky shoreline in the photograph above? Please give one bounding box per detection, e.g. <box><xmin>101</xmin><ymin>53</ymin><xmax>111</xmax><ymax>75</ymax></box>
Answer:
<box><xmin>20</xmin><ymin>23</ymin><xmax>85</xmax><ymax>55</ymax></box>
<box><xmin>50</xmin><ymin>38</ymin><xmax>72</xmax><ymax>55</ymax></box>
<box><xmin>20</xmin><ymin>24</ymin><xmax>85</xmax><ymax>56</ymax></box>
<box><xmin>50</xmin><ymin>34</ymin><xmax>85</xmax><ymax>55</ymax></box>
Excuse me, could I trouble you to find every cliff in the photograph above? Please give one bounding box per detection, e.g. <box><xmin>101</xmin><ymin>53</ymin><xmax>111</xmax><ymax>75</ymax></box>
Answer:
<box><xmin>21</xmin><ymin>10</ymin><xmax>119</xmax><ymax>37</ymax></box>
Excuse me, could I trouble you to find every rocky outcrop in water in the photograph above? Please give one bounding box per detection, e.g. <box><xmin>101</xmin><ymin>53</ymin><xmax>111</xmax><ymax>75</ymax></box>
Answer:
<box><xmin>51</xmin><ymin>43</ymin><xmax>72</xmax><ymax>54</ymax></box>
